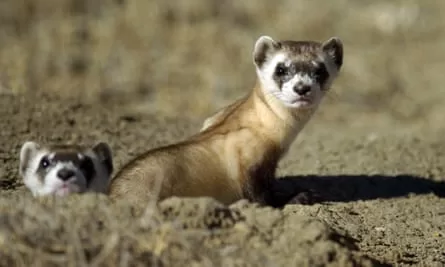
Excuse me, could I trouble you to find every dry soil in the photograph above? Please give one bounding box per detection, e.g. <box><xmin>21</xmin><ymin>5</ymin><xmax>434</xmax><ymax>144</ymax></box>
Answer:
<box><xmin>0</xmin><ymin>89</ymin><xmax>444</xmax><ymax>266</ymax></box>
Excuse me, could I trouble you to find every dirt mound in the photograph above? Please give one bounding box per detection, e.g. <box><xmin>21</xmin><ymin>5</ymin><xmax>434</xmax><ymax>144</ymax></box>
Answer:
<box><xmin>0</xmin><ymin>192</ymin><xmax>384</xmax><ymax>267</ymax></box>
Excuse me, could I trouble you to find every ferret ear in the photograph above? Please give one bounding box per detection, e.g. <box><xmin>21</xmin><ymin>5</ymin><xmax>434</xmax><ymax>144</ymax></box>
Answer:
<box><xmin>253</xmin><ymin>36</ymin><xmax>280</xmax><ymax>68</ymax></box>
<box><xmin>92</xmin><ymin>142</ymin><xmax>113</xmax><ymax>175</ymax></box>
<box><xmin>322</xmin><ymin>37</ymin><xmax>343</xmax><ymax>69</ymax></box>
<box><xmin>19</xmin><ymin>141</ymin><xmax>40</xmax><ymax>177</ymax></box>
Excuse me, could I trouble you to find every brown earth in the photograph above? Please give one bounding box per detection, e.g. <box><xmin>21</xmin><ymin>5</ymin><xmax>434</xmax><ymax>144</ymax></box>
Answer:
<box><xmin>0</xmin><ymin>0</ymin><xmax>445</xmax><ymax>266</ymax></box>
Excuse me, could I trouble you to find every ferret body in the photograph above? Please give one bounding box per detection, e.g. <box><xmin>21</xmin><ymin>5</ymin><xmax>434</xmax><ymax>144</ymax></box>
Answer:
<box><xmin>108</xmin><ymin>35</ymin><xmax>344</xmax><ymax>207</ymax></box>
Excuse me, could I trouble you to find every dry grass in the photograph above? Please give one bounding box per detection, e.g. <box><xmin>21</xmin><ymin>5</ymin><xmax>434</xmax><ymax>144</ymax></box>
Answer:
<box><xmin>0</xmin><ymin>0</ymin><xmax>444</xmax><ymax>120</ymax></box>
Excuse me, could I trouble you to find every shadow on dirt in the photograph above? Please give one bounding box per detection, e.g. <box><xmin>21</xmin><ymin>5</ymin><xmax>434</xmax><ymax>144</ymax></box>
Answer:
<box><xmin>272</xmin><ymin>174</ymin><xmax>445</xmax><ymax>206</ymax></box>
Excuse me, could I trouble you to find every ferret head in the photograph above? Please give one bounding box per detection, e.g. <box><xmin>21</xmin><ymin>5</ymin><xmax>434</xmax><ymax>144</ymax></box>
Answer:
<box><xmin>19</xmin><ymin>141</ymin><xmax>114</xmax><ymax>197</ymax></box>
<box><xmin>253</xmin><ymin>36</ymin><xmax>343</xmax><ymax>109</ymax></box>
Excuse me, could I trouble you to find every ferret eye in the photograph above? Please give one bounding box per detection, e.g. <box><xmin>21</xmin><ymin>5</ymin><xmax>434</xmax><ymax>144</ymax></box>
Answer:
<box><xmin>275</xmin><ymin>64</ymin><xmax>287</xmax><ymax>76</ymax></box>
<box><xmin>40</xmin><ymin>157</ymin><xmax>50</xmax><ymax>169</ymax></box>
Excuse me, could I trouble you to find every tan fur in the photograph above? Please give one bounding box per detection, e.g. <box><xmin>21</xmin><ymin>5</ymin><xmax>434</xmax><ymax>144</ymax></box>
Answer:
<box><xmin>108</xmin><ymin>81</ymin><xmax>317</xmax><ymax>206</ymax></box>
<box><xmin>200</xmin><ymin>96</ymin><xmax>247</xmax><ymax>132</ymax></box>
<box><xmin>108</xmin><ymin>36</ymin><xmax>342</xmax><ymax>207</ymax></box>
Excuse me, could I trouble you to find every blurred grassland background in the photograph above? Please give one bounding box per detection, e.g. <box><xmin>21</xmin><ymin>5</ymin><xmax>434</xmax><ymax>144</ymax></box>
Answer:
<box><xmin>0</xmin><ymin>0</ymin><xmax>444</xmax><ymax>127</ymax></box>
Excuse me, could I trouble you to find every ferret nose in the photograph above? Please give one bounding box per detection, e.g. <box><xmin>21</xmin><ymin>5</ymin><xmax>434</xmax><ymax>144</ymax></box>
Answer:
<box><xmin>57</xmin><ymin>169</ymin><xmax>75</xmax><ymax>181</ymax></box>
<box><xmin>293</xmin><ymin>85</ymin><xmax>311</xmax><ymax>96</ymax></box>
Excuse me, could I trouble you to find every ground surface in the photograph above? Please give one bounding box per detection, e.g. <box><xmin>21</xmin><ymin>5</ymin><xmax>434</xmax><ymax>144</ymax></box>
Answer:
<box><xmin>0</xmin><ymin>90</ymin><xmax>444</xmax><ymax>267</ymax></box>
<box><xmin>0</xmin><ymin>0</ymin><xmax>445</xmax><ymax>266</ymax></box>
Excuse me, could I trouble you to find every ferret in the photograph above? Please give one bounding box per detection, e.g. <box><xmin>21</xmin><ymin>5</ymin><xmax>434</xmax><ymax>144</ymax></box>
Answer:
<box><xmin>107</xmin><ymin>35</ymin><xmax>343</xmax><ymax>207</ymax></box>
<box><xmin>19</xmin><ymin>141</ymin><xmax>114</xmax><ymax>197</ymax></box>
